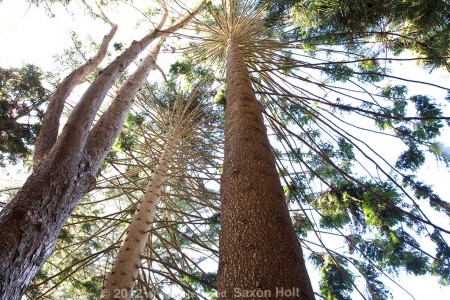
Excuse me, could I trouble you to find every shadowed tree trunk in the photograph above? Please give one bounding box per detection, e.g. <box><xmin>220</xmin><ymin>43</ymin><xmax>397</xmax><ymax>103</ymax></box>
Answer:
<box><xmin>217</xmin><ymin>40</ymin><xmax>315</xmax><ymax>299</ymax></box>
<box><xmin>0</xmin><ymin>3</ymin><xmax>206</xmax><ymax>298</ymax></box>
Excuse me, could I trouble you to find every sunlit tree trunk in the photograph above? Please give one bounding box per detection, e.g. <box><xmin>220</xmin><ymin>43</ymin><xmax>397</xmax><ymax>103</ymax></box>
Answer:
<box><xmin>33</xmin><ymin>24</ymin><xmax>118</xmax><ymax>168</ymax></box>
<box><xmin>217</xmin><ymin>40</ymin><xmax>315</xmax><ymax>299</ymax></box>
<box><xmin>0</xmin><ymin>2</ymin><xmax>205</xmax><ymax>297</ymax></box>
<box><xmin>101</xmin><ymin>144</ymin><xmax>174</xmax><ymax>300</ymax></box>
<box><xmin>100</xmin><ymin>89</ymin><xmax>208</xmax><ymax>299</ymax></box>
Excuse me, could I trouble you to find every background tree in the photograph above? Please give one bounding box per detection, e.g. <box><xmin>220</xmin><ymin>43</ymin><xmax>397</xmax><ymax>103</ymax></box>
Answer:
<box><xmin>101</xmin><ymin>88</ymin><xmax>217</xmax><ymax>299</ymax></box>
<box><xmin>261</xmin><ymin>0</ymin><xmax>450</xmax><ymax>70</ymax></box>
<box><xmin>0</xmin><ymin>65</ymin><xmax>49</xmax><ymax>165</ymax></box>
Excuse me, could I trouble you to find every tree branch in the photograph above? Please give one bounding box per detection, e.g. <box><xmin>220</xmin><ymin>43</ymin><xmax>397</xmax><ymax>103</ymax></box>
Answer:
<box><xmin>84</xmin><ymin>37</ymin><xmax>166</xmax><ymax>172</ymax></box>
<box><xmin>33</xmin><ymin>24</ymin><xmax>118</xmax><ymax>168</ymax></box>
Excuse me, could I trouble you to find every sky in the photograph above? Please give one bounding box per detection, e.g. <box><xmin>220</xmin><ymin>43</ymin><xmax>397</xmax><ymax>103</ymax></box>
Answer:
<box><xmin>1</xmin><ymin>0</ymin><xmax>450</xmax><ymax>299</ymax></box>
<box><xmin>0</xmin><ymin>0</ymin><xmax>89</xmax><ymax>67</ymax></box>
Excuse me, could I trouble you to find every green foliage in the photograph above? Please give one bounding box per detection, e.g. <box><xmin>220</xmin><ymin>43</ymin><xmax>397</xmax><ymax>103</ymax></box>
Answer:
<box><xmin>126</xmin><ymin>112</ymin><xmax>145</xmax><ymax>127</ymax></box>
<box><xmin>381</xmin><ymin>85</ymin><xmax>408</xmax><ymax>100</ymax></box>
<box><xmin>113</xmin><ymin>42</ymin><xmax>123</xmax><ymax>51</ymax></box>
<box><xmin>213</xmin><ymin>85</ymin><xmax>226</xmax><ymax>106</ymax></box>
<box><xmin>263</xmin><ymin>0</ymin><xmax>450</xmax><ymax>69</ymax></box>
<box><xmin>314</xmin><ymin>180</ymin><xmax>364</xmax><ymax>229</ymax></box>
<box><xmin>116</xmin><ymin>131</ymin><xmax>138</xmax><ymax>151</ymax></box>
<box><xmin>336</xmin><ymin>137</ymin><xmax>355</xmax><ymax>169</ymax></box>
<box><xmin>372</xmin><ymin>92</ymin><xmax>446</xmax><ymax>171</ymax></box>
<box><xmin>445</xmin><ymin>90</ymin><xmax>450</xmax><ymax>103</ymax></box>
<box><xmin>310</xmin><ymin>254</ymin><xmax>354</xmax><ymax>300</ymax></box>
<box><xmin>355</xmin><ymin>262</ymin><xmax>391</xmax><ymax>300</ymax></box>
<box><xmin>377</xmin><ymin>85</ymin><xmax>408</xmax><ymax>123</ymax></box>
<box><xmin>357</xmin><ymin>58</ymin><xmax>384</xmax><ymax>82</ymax></box>
<box><xmin>402</xmin><ymin>175</ymin><xmax>450</xmax><ymax>217</ymax></box>
<box><xmin>312</xmin><ymin>179</ymin><xmax>404</xmax><ymax>229</ymax></box>
<box><xmin>292</xmin><ymin>212</ymin><xmax>314</xmax><ymax>237</ymax></box>
<box><xmin>169</xmin><ymin>60</ymin><xmax>216</xmax><ymax>88</ymax></box>
<box><xmin>0</xmin><ymin>65</ymin><xmax>49</xmax><ymax>165</ymax></box>
<box><xmin>411</xmin><ymin>95</ymin><xmax>443</xmax><ymax>140</ymax></box>
<box><xmin>98</xmin><ymin>149</ymin><xmax>118</xmax><ymax>175</ymax></box>
<box><xmin>323</xmin><ymin>64</ymin><xmax>354</xmax><ymax>82</ymax></box>
<box><xmin>170</xmin><ymin>61</ymin><xmax>194</xmax><ymax>77</ymax></box>
<box><xmin>361</xmin><ymin>183</ymin><xmax>404</xmax><ymax>228</ymax></box>
<box><xmin>395</xmin><ymin>144</ymin><xmax>425</xmax><ymax>171</ymax></box>
<box><xmin>430</xmin><ymin>230</ymin><xmax>450</xmax><ymax>285</ymax></box>
<box><xmin>356</xmin><ymin>229</ymin><xmax>429</xmax><ymax>275</ymax></box>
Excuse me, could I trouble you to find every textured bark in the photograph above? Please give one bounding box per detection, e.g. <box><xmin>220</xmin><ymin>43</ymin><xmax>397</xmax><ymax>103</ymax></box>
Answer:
<box><xmin>45</xmin><ymin>31</ymin><xmax>157</xmax><ymax>174</ymax></box>
<box><xmin>84</xmin><ymin>37</ymin><xmax>165</xmax><ymax>171</ymax></box>
<box><xmin>0</xmin><ymin>34</ymin><xmax>151</xmax><ymax>300</ymax></box>
<box><xmin>0</xmin><ymin>4</ymin><xmax>206</xmax><ymax>298</ymax></box>
<box><xmin>0</xmin><ymin>41</ymin><xmax>161</xmax><ymax>299</ymax></box>
<box><xmin>40</xmin><ymin>0</ymin><xmax>206</xmax><ymax>174</ymax></box>
<box><xmin>33</xmin><ymin>25</ymin><xmax>118</xmax><ymax>168</ymax></box>
<box><xmin>0</xmin><ymin>154</ymin><xmax>96</xmax><ymax>299</ymax></box>
<box><xmin>217</xmin><ymin>41</ymin><xmax>315</xmax><ymax>299</ymax></box>
<box><xmin>101</xmin><ymin>145</ymin><xmax>173</xmax><ymax>300</ymax></box>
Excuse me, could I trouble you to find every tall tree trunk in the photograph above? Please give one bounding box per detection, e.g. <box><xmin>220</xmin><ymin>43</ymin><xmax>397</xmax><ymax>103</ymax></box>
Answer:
<box><xmin>217</xmin><ymin>41</ymin><xmax>315</xmax><ymax>299</ymax></box>
<box><xmin>101</xmin><ymin>144</ymin><xmax>174</xmax><ymax>300</ymax></box>
<box><xmin>100</xmin><ymin>89</ymin><xmax>208</xmax><ymax>299</ymax></box>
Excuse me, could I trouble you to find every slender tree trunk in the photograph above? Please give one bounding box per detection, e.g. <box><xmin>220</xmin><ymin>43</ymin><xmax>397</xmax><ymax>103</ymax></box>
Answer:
<box><xmin>101</xmin><ymin>144</ymin><xmax>174</xmax><ymax>300</ymax></box>
<box><xmin>99</xmin><ymin>88</ymin><xmax>207</xmax><ymax>299</ymax></box>
<box><xmin>217</xmin><ymin>41</ymin><xmax>315</xmax><ymax>299</ymax></box>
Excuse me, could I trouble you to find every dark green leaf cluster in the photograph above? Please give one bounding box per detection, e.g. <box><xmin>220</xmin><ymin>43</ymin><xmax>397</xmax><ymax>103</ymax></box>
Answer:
<box><xmin>262</xmin><ymin>0</ymin><xmax>450</xmax><ymax>69</ymax></box>
<box><xmin>411</xmin><ymin>95</ymin><xmax>444</xmax><ymax>139</ymax></box>
<box><xmin>310</xmin><ymin>254</ymin><xmax>354</xmax><ymax>300</ymax></box>
<box><xmin>355</xmin><ymin>262</ymin><xmax>391</xmax><ymax>300</ymax></box>
<box><xmin>430</xmin><ymin>230</ymin><xmax>450</xmax><ymax>285</ymax></box>
<box><xmin>322</xmin><ymin>64</ymin><xmax>354</xmax><ymax>82</ymax></box>
<box><xmin>292</xmin><ymin>212</ymin><xmax>314</xmax><ymax>237</ymax></box>
<box><xmin>169</xmin><ymin>60</ymin><xmax>217</xmax><ymax>87</ymax></box>
<box><xmin>402</xmin><ymin>175</ymin><xmax>450</xmax><ymax>217</ymax></box>
<box><xmin>0</xmin><ymin>65</ymin><xmax>49</xmax><ymax>165</ymax></box>
<box><xmin>372</xmin><ymin>91</ymin><xmax>446</xmax><ymax>172</ymax></box>
<box><xmin>116</xmin><ymin>130</ymin><xmax>138</xmax><ymax>151</ymax></box>
<box><xmin>355</xmin><ymin>228</ymin><xmax>429</xmax><ymax>275</ymax></box>
<box><xmin>312</xmin><ymin>180</ymin><xmax>404</xmax><ymax>230</ymax></box>
<box><xmin>357</xmin><ymin>58</ymin><xmax>385</xmax><ymax>83</ymax></box>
